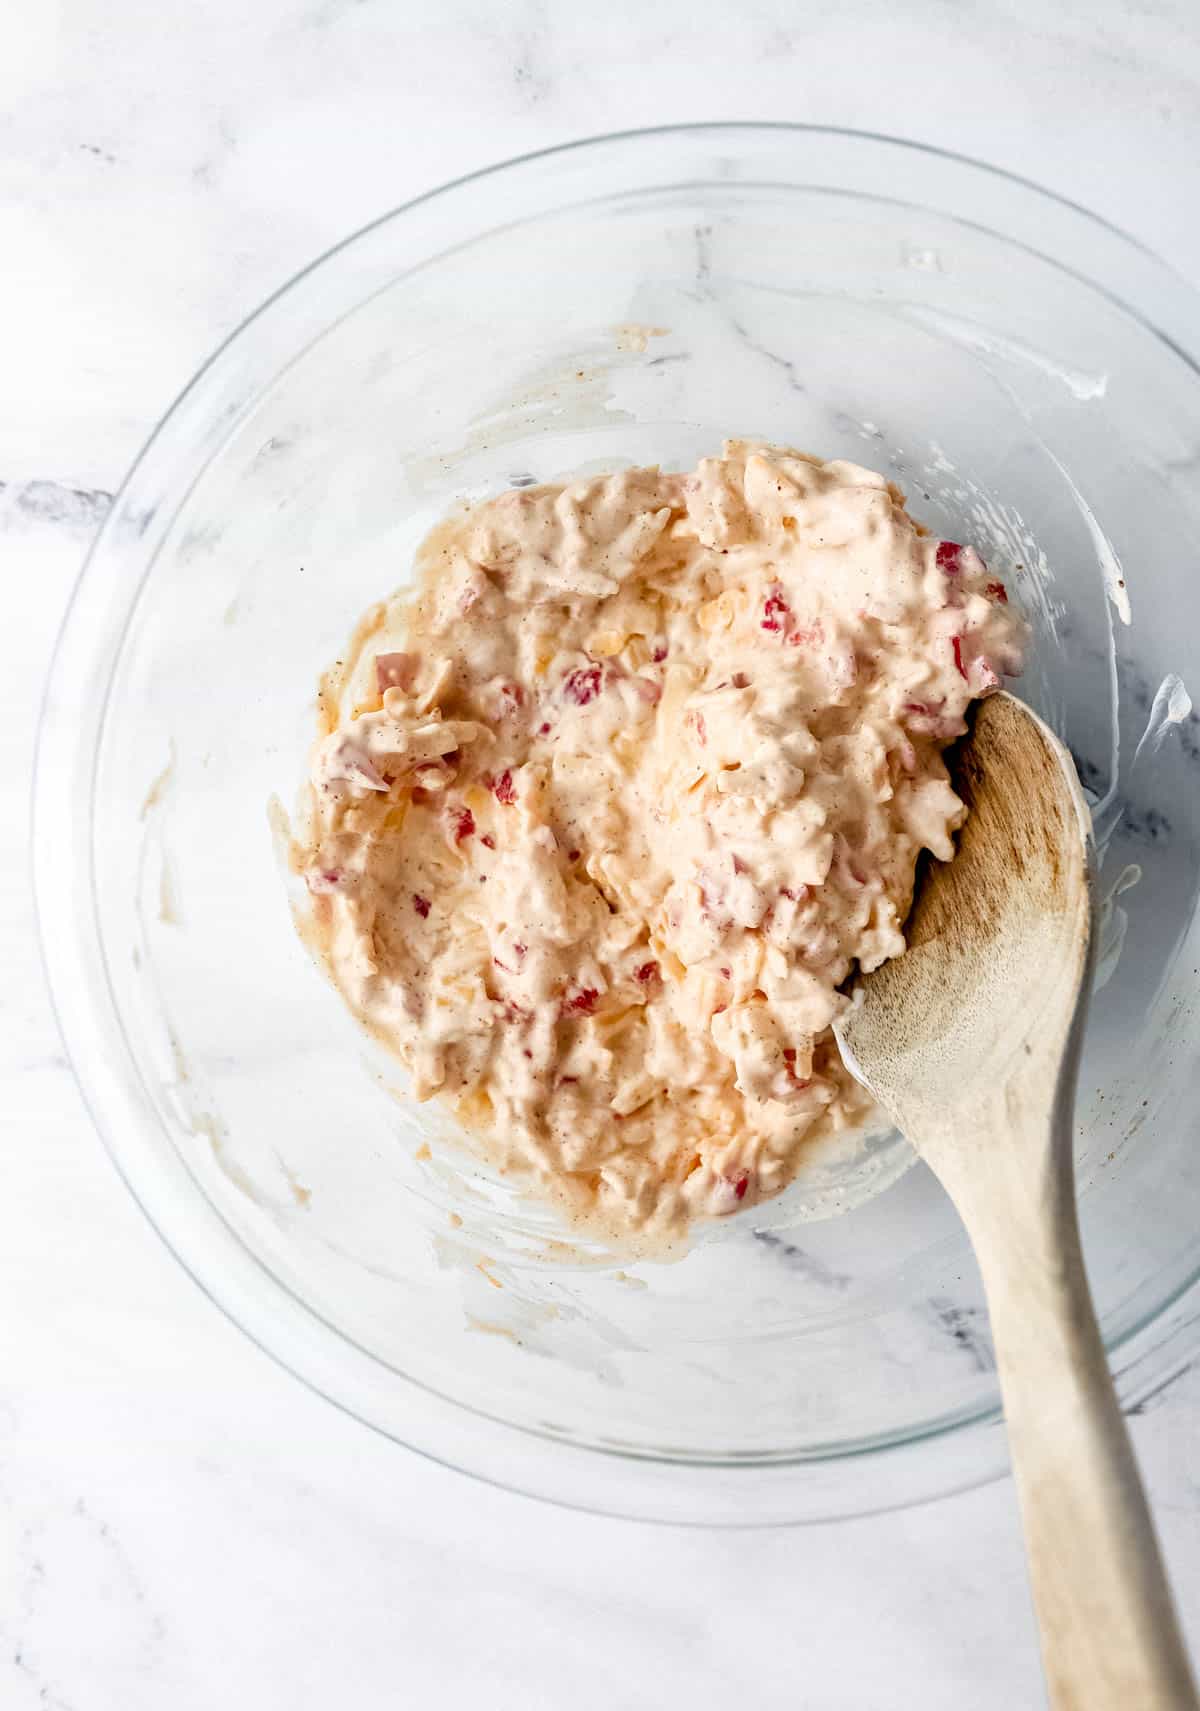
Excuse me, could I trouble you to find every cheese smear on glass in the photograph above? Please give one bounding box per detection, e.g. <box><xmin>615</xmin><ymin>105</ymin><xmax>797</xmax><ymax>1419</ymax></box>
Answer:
<box><xmin>291</xmin><ymin>442</ymin><xmax>1025</xmax><ymax>1239</ymax></box>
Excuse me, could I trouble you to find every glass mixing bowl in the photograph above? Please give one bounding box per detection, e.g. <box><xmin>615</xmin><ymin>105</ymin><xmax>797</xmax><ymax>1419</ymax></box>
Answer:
<box><xmin>36</xmin><ymin>125</ymin><xmax>1200</xmax><ymax>1523</ymax></box>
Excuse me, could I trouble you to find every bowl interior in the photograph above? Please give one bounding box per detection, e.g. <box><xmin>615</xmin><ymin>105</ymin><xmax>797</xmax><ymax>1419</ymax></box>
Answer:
<box><xmin>49</xmin><ymin>129</ymin><xmax>1200</xmax><ymax>1520</ymax></box>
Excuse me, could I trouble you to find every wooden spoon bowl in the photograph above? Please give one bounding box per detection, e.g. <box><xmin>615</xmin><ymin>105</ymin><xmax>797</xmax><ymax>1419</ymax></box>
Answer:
<box><xmin>836</xmin><ymin>692</ymin><xmax>1197</xmax><ymax>1711</ymax></box>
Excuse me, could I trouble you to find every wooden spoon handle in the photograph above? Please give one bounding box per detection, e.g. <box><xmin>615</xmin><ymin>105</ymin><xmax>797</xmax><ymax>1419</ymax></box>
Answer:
<box><xmin>954</xmin><ymin>1125</ymin><xmax>1198</xmax><ymax>1710</ymax></box>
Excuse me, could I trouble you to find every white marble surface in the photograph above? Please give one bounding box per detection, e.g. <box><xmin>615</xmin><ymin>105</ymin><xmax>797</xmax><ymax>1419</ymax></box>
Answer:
<box><xmin>5</xmin><ymin>2</ymin><xmax>1200</xmax><ymax>1705</ymax></box>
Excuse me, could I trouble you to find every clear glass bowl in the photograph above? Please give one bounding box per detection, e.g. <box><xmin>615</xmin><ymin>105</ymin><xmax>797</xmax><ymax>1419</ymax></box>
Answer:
<box><xmin>36</xmin><ymin>125</ymin><xmax>1200</xmax><ymax>1523</ymax></box>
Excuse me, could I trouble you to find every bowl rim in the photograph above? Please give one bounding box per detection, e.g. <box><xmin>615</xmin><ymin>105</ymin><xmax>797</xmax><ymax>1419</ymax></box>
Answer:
<box><xmin>33</xmin><ymin>120</ymin><xmax>1200</xmax><ymax>1524</ymax></box>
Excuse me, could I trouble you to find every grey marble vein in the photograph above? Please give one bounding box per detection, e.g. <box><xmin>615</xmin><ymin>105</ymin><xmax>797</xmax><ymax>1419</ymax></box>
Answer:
<box><xmin>5</xmin><ymin>481</ymin><xmax>113</xmax><ymax>532</ymax></box>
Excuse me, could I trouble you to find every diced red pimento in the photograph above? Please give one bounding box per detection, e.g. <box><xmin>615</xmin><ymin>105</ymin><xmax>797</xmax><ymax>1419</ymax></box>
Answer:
<box><xmin>492</xmin><ymin>769</ymin><xmax>517</xmax><ymax>805</ymax></box>
<box><xmin>449</xmin><ymin>806</ymin><xmax>476</xmax><ymax>843</ymax></box>
<box><xmin>307</xmin><ymin>868</ymin><xmax>344</xmax><ymax>894</ymax></box>
<box><xmin>562</xmin><ymin>664</ymin><xmax>603</xmax><ymax>706</ymax></box>
<box><xmin>903</xmin><ymin>696</ymin><xmax>963</xmax><ymax>742</ymax></box>
<box><xmin>537</xmin><ymin>721</ymin><xmax>553</xmax><ymax>737</ymax></box>
<box><xmin>652</xmin><ymin>642</ymin><xmax>668</xmax><ymax>663</ymax></box>
<box><xmin>952</xmin><ymin>635</ymin><xmax>968</xmax><ymax>680</ymax></box>
<box><xmin>375</xmin><ymin>651</ymin><xmax>418</xmax><ymax>693</ymax></box>
<box><xmin>710</xmin><ymin>1167</ymin><xmax>753</xmax><ymax>1212</ymax></box>
<box><xmin>480</xmin><ymin>834</ymin><xmax>496</xmax><ymax>850</ymax></box>
<box><xmin>413</xmin><ymin>893</ymin><xmax>431</xmax><ymax>918</ymax></box>
<box><xmin>986</xmin><ymin>580</ymin><xmax>1009</xmax><ymax>603</ymax></box>
<box><xmin>782</xmin><ymin>1048</ymin><xmax>812</xmax><ymax>1091</ymax></box>
<box><xmin>762</xmin><ymin>586</ymin><xmax>792</xmax><ymax>633</ymax></box>
<box><xmin>634</xmin><ymin>961</ymin><xmax>660</xmax><ymax>985</ymax></box>
<box><xmin>936</xmin><ymin>540</ymin><xmax>964</xmax><ymax>573</ymax></box>
<box><xmin>563</xmin><ymin>987</ymin><xmax>599</xmax><ymax>1016</ymax></box>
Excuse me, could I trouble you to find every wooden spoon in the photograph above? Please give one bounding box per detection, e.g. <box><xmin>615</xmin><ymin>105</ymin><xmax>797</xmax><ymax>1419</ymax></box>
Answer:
<box><xmin>834</xmin><ymin>691</ymin><xmax>1197</xmax><ymax>1710</ymax></box>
